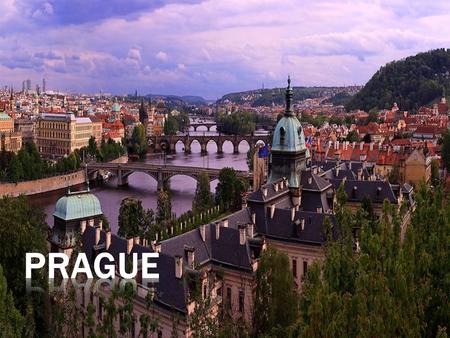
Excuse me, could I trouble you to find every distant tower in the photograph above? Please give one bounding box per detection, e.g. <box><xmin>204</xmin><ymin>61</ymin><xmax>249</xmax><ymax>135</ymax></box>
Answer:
<box><xmin>42</xmin><ymin>78</ymin><xmax>46</xmax><ymax>93</ymax></box>
<box><xmin>441</xmin><ymin>87</ymin><xmax>446</xmax><ymax>104</ymax></box>
<box><xmin>26</xmin><ymin>79</ymin><xmax>31</xmax><ymax>92</ymax></box>
<box><xmin>139</xmin><ymin>98</ymin><xmax>148</xmax><ymax>124</ymax></box>
<box><xmin>9</xmin><ymin>88</ymin><xmax>14</xmax><ymax>111</ymax></box>
<box><xmin>269</xmin><ymin>76</ymin><xmax>307</xmax><ymax>205</ymax></box>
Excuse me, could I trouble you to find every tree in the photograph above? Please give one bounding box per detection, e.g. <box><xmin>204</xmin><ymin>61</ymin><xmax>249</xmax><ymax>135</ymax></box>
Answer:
<box><xmin>192</xmin><ymin>172</ymin><xmax>214</xmax><ymax>213</ymax></box>
<box><xmin>0</xmin><ymin>196</ymin><xmax>50</xmax><ymax>337</ymax></box>
<box><xmin>87</xmin><ymin>136</ymin><xmax>97</xmax><ymax>157</ymax></box>
<box><xmin>253</xmin><ymin>247</ymin><xmax>298</xmax><ymax>337</ymax></box>
<box><xmin>346</xmin><ymin>130</ymin><xmax>360</xmax><ymax>143</ymax></box>
<box><xmin>388</xmin><ymin>164</ymin><xmax>401</xmax><ymax>184</ymax></box>
<box><xmin>431</xmin><ymin>159</ymin><xmax>441</xmax><ymax>187</ymax></box>
<box><xmin>127</xmin><ymin>124</ymin><xmax>148</xmax><ymax>158</ymax></box>
<box><xmin>246</xmin><ymin>147</ymin><xmax>255</xmax><ymax>171</ymax></box>
<box><xmin>441</xmin><ymin>129</ymin><xmax>450</xmax><ymax>173</ymax></box>
<box><xmin>118</xmin><ymin>197</ymin><xmax>156</xmax><ymax>239</ymax></box>
<box><xmin>164</xmin><ymin>114</ymin><xmax>179</xmax><ymax>135</ymax></box>
<box><xmin>8</xmin><ymin>153</ymin><xmax>24</xmax><ymax>182</ymax></box>
<box><xmin>157</xmin><ymin>189</ymin><xmax>172</xmax><ymax>224</ymax></box>
<box><xmin>215</xmin><ymin>167</ymin><xmax>248</xmax><ymax>211</ymax></box>
<box><xmin>0</xmin><ymin>265</ymin><xmax>24</xmax><ymax>337</ymax></box>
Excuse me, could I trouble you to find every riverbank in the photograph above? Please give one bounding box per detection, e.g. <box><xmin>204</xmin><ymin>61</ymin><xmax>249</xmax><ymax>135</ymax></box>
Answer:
<box><xmin>0</xmin><ymin>155</ymin><xmax>128</xmax><ymax>198</ymax></box>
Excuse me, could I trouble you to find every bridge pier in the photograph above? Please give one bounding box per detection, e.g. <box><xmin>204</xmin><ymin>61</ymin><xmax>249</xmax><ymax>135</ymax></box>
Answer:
<box><xmin>200</xmin><ymin>142</ymin><xmax>207</xmax><ymax>155</ymax></box>
<box><xmin>184</xmin><ymin>144</ymin><xmax>191</xmax><ymax>154</ymax></box>
<box><xmin>117</xmin><ymin>169</ymin><xmax>129</xmax><ymax>187</ymax></box>
<box><xmin>233</xmin><ymin>143</ymin><xmax>239</xmax><ymax>154</ymax></box>
<box><xmin>217</xmin><ymin>142</ymin><xmax>223</xmax><ymax>154</ymax></box>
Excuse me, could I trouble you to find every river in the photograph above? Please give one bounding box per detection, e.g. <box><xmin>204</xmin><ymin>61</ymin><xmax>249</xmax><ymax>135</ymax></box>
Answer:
<box><xmin>33</xmin><ymin>129</ymin><xmax>264</xmax><ymax>234</ymax></box>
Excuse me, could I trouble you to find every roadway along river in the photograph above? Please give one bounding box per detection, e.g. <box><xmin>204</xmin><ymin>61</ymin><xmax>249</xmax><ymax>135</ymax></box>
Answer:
<box><xmin>34</xmin><ymin>130</ymin><xmax>255</xmax><ymax>234</ymax></box>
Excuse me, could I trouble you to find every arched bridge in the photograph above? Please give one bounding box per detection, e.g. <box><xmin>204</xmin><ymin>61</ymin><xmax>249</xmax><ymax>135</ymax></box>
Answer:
<box><xmin>189</xmin><ymin>121</ymin><xmax>216</xmax><ymax>131</ymax></box>
<box><xmin>148</xmin><ymin>133</ymin><xmax>270</xmax><ymax>154</ymax></box>
<box><xmin>84</xmin><ymin>162</ymin><xmax>251</xmax><ymax>189</ymax></box>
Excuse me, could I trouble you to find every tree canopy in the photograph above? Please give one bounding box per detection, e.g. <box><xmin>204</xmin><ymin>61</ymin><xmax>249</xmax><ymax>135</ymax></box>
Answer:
<box><xmin>346</xmin><ymin>49</ymin><xmax>450</xmax><ymax>112</ymax></box>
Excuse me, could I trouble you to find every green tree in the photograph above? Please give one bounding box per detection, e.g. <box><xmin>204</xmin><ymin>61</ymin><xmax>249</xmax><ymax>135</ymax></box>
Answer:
<box><xmin>430</xmin><ymin>159</ymin><xmax>441</xmax><ymax>186</ymax></box>
<box><xmin>8</xmin><ymin>153</ymin><xmax>24</xmax><ymax>182</ymax></box>
<box><xmin>157</xmin><ymin>188</ymin><xmax>172</xmax><ymax>224</ymax></box>
<box><xmin>164</xmin><ymin>114</ymin><xmax>179</xmax><ymax>135</ymax></box>
<box><xmin>87</xmin><ymin>136</ymin><xmax>97</xmax><ymax>157</ymax></box>
<box><xmin>0</xmin><ymin>265</ymin><xmax>24</xmax><ymax>337</ymax></box>
<box><xmin>441</xmin><ymin>129</ymin><xmax>450</xmax><ymax>173</ymax></box>
<box><xmin>215</xmin><ymin>167</ymin><xmax>248</xmax><ymax>211</ymax></box>
<box><xmin>253</xmin><ymin>247</ymin><xmax>298</xmax><ymax>337</ymax></box>
<box><xmin>118</xmin><ymin>197</ymin><xmax>156</xmax><ymax>239</ymax></box>
<box><xmin>346</xmin><ymin>130</ymin><xmax>360</xmax><ymax>143</ymax></box>
<box><xmin>0</xmin><ymin>196</ymin><xmax>49</xmax><ymax>337</ymax></box>
<box><xmin>192</xmin><ymin>172</ymin><xmax>214</xmax><ymax>213</ymax></box>
<box><xmin>127</xmin><ymin>124</ymin><xmax>148</xmax><ymax>158</ymax></box>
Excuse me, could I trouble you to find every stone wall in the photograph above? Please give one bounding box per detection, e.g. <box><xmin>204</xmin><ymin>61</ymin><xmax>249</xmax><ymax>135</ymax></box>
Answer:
<box><xmin>0</xmin><ymin>170</ymin><xmax>86</xmax><ymax>197</ymax></box>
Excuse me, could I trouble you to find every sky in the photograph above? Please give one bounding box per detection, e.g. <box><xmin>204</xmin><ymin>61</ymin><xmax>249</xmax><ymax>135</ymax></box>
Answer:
<box><xmin>1</xmin><ymin>0</ymin><xmax>450</xmax><ymax>99</ymax></box>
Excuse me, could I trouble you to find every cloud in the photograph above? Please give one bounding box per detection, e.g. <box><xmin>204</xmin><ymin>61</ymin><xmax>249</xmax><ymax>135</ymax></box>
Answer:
<box><xmin>1</xmin><ymin>0</ymin><xmax>450</xmax><ymax>97</ymax></box>
<box><xmin>155</xmin><ymin>51</ymin><xmax>168</xmax><ymax>62</ymax></box>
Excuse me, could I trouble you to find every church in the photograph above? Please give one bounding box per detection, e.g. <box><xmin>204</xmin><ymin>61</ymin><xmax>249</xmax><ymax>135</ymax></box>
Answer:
<box><xmin>49</xmin><ymin>78</ymin><xmax>415</xmax><ymax>337</ymax></box>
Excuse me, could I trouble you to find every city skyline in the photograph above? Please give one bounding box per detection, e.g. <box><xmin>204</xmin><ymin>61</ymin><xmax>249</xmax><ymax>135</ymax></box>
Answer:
<box><xmin>1</xmin><ymin>0</ymin><xmax>450</xmax><ymax>98</ymax></box>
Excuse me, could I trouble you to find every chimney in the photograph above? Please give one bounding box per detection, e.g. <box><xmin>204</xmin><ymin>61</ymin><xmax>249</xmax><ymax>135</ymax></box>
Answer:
<box><xmin>300</xmin><ymin>218</ymin><xmax>305</xmax><ymax>231</ymax></box>
<box><xmin>247</xmin><ymin>223</ymin><xmax>254</xmax><ymax>238</ymax></box>
<box><xmin>262</xmin><ymin>187</ymin><xmax>268</xmax><ymax>197</ymax></box>
<box><xmin>80</xmin><ymin>220</ymin><xmax>87</xmax><ymax>234</ymax></box>
<box><xmin>98</xmin><ymin>219</ymin><xmax>103</xmax><ymax>230</ymax></box>
<box><xmin>215</xmin><ymin>222</ymin><xmax>220</xmax><ymax>240</ymax></box>
<box><xmin>238</xmin><ymin>223</ymin><xmax>247</xmax><ymax>245</ymax></box>
<box><xmin>360</xmin><ymin>142</ymin><xmax>364</xmax><ymax>150</ymax></box>
<box><xmin>252</xmin><ymin>213</ymin><xmax>256</xmax><ymax>224</ymax></box>
<box><xmin>291</xmin><ymin>207</ymin><xmax>296</xmax><ymax>221</ymax></box>
<box><xmin>199</xmin><ymin>224</ymin><xmax>206</xmax><ymax>242</ymax></box>
<box><xmin>369</xmin><ymin>142</ymin><xmax>374</xmax><ymax>151</ymax></box>
<box><xmin>352</xmin><ymin>141</ymin><xmax>356</xmax><ymax>149</ymax></box>
<box><xmin>105</xmin><ymin>231</ymin><xmax>111</xmax><ymax>250</ymax></box>
<box><xmin>95</xmin><ymin>226</ymin><xmax>101</xmax><ymax>245</ymax></box>
<box><xmin>184</xmin><ymin>245</ymin><xmax>195</xmax><ymax>268</ymax></box>
<box><xmin>270</xmin><ymin>204</ymin><xmax>275</xmax><ymax>219</ymax></box>
<box><xmin>133</xmin><ymin>236</ymin><xmax>140</xmax><ymax>246</ymax></box>
<box><xmin>335</xmin><ymin>166</ymin><xmax>340</xmax><ymax>177</ymax></box>
<box><xmin>175</xmin><ymin>256</ymin><xmax>183</xmax><ymax>279</ymax></box>
<box><xmin>151</xmin><ymin>241</ymin><xmax>161</xmax><ymax>253</ymax></box>
<box><xmin>223</xmin><ymin>219</ymin><xmax>229</xmax><ymax>228</ymax></box>
<box><xmin>274</xmin><ymin>183</ymin><xmax>279</xmax><ymax>192</ymax></box>
<box><xmin>127</xmin><ymin>237</ymin><xmax>133</xmax><ymax>255</ymax></box>
<box><xmin>280</xmin><ymin>179</ymin><xmax>284</xmax><ymax>189</ymax></box>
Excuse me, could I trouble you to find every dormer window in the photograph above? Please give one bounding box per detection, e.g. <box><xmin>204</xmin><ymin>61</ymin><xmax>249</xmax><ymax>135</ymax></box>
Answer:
<box><xmin>280</xmin><ymin>127</ymin><xmax>286</xmax><ymax>145</ymax></box>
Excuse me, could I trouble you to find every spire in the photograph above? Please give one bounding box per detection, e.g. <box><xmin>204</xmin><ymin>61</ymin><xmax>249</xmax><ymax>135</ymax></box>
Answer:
<box><xmin>284</xmin><ymin>75</ymin><xmax>294</xmax><ymax>117</ymax></box>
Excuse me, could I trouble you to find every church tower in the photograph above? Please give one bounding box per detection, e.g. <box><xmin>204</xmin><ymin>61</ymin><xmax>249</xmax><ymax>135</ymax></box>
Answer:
<box><xmin>269</xmin><ymin>77</ymin><xmax>307</xmax><ymax>204</ymax></box>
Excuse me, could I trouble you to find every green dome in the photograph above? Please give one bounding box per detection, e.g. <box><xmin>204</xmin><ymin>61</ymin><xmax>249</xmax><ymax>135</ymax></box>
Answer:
<box><xmin>272</xmin><ymin>115</ymin><xmax>306</xmax><ymax>152</ymax></box>
<box><xmin>53</xmin><ymin>192</ymin><xmax>102</xmax><ymax>221</ymax></box>
<box><xmin>112</xmin><ymin>102</ymin><xmax>121</xmax><ymax>112</ymax></box>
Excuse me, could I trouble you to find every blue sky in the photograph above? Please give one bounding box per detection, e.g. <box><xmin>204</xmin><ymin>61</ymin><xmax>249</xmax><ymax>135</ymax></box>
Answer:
<box><xmin>1</xmin><ymin>0</ymin><xmax>450</xmax><ymax>98</ymax></box>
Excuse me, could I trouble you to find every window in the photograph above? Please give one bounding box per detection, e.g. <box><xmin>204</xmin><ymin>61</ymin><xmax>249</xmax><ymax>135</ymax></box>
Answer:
<box><xmin>239</xmin><ymin>290</ymin><xmax>244</xmax><ymax>313</ymax></box>
<box><xmin>226</xmin><ymin>287</ymin><xmax>232</xmax><ymax>310</ymax></box>
<box><xmin>292</xmin><ymin>258</ymin><xmax>297</xmax><ymax>278</ymax></box>
<box><xmin>303</xmin><ymin>261</ymin><xmax>308</xmax><ymax>276</ymax></box>
<box><xmin>280</xmin><ymin>127</ymin><xmax>286</xmax><ymax>145</ymax></box>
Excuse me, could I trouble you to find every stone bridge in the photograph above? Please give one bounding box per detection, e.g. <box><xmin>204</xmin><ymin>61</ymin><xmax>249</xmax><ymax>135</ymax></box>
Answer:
<box><xmin>189</xmin><ymin>121</ymin><xmax>216</xmax><ymax>131</ymax></box>
<box><xmin>84</xmin><ymin>162</ymin><xmax>251</xmax><ymax>189</ymax></box>
<box><xmin>148</xmin><ymin>133</ymin><xmax>270</xmax><ymax>154</ymax></box>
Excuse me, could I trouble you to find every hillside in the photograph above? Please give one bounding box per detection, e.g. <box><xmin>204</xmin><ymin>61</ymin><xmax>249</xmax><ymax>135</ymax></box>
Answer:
<box><xmin>218</xmin><ymin>86</ymin><xmax>359</xmax><ymax>107</ymax></box>
<box><xmin>346</xmin><ymin>49</ymin><xmax>450</xmax><ymax>112</ymax></box>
